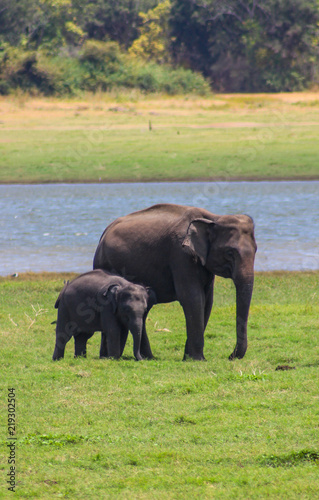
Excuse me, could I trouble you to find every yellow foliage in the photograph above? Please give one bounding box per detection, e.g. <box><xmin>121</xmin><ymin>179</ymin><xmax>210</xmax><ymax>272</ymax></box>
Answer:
<box><xmin>129</xmin><ymin>0</ymin><xmax>171</xmax><ymax>64</ymax></box>
<box><xmin>65</xmin><ymin>21</ymin><xmax>85</xmax><ymax>41</ymax></box>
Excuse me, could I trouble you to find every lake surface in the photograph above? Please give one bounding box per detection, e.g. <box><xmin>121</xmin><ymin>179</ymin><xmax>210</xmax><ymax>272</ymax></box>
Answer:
<box><xmin>1</xmin><ymin>181</ymin><xmax>318</xmax><ymax>275</ymax></box>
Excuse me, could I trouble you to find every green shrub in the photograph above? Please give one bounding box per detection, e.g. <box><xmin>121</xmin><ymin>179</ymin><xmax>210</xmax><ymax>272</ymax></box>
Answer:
<box><xmin>37</xmin><ymin>55</ymin><xmax>83</xmax><ymax>95</ymax></box>
<box><xmin>121</xmin><ymin>57</ymin><xmax>210</xmax><ymax>95</ymax></box>
<box><xmin>0</xmin><ymin>42</ymin><xmax>210</xmax><ymax>96</ymax></box>
<box><xmin>0</xmin><ymin>79</ymin><xmax>10</xmax><ymax>95</ymax></box>
<box><xmin>0</xmin><ymin>46</ymin><xmax>58</xmax><ymax>95</ymax></box>
<box><xmin>161</xmin><ymin>67</ymin><xmax>210</xmax><ymax>95</ymax></box>
<box><xmin>79</xmin><ymin>40</ymin><xmax>122</xmax><ymax>72</ymax></box>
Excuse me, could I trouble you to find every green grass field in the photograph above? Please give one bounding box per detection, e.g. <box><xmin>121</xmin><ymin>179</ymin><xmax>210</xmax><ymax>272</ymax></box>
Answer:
<box><xmin>1</xmin><ymin>92</ymin><xmax>319</xmax><ymax>183</ymax></box>
<box><xmin>1</xmin><ymin>272</ymin><xmax>318</xmax><ymax>498</ymax></box>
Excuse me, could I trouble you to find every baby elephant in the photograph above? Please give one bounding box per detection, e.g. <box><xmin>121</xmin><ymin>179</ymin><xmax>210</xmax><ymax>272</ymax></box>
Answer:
<box><xmin>52</xmin><ymin>269</ymin><xmax>156</xmax><ymax>361</ymax></box>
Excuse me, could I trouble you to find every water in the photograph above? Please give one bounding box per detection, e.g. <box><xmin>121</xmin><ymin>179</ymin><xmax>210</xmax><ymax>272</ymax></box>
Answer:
<box><xmin>1</xmin><ymin>181</ymin><xmax>318</xmax><ymax>275</ymax></box>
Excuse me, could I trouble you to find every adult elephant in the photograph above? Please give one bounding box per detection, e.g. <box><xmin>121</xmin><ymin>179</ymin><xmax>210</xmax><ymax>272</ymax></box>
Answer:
<box><xmin>93</xmin><ymin>204</ymin><xmax>257</xmax><ymax>361</ymax></box>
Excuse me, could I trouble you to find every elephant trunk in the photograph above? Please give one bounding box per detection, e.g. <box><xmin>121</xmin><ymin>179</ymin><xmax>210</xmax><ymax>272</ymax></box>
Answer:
<box><xmin>229</xmin><ymin>275</ymin><xmax>254</xmax><ymax>360</ymax></box>
<box><xmin>130</xmin><ymin>318</ymin><xmax>144</xmax><ymax>361</ymax></box>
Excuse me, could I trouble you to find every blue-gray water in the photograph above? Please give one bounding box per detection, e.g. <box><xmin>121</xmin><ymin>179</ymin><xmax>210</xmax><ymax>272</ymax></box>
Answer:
<box><xmin>1</xmin><ymin>181</ymin><xmax>318</xmax><ymax>276</ymax></box>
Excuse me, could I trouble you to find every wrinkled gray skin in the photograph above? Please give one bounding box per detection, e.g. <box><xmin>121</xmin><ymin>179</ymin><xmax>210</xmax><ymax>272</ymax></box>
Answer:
<box><xmin>93</xmin><ymin>204</ymin><xmax>257</xmax><ymax>361</ymax></box>
<box><xmin>52</xmin><ymin>269</ymin><xmax>156</xmax><ymax>361</ymax></box>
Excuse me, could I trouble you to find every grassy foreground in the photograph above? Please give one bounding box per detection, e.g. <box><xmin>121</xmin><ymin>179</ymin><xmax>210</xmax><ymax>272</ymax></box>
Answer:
<box><xmin>0</xmin><ymin>271</ymin><xmax>318</xmax><ymax>498</ymax></box>
<box><xmin>1</xmin><ymin>92</ymin><xmax>319</xmax><ymax>183</ymax></box>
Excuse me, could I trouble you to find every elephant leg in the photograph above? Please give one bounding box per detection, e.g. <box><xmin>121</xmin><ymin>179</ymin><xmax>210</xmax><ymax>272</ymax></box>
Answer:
<box><xmin>53</xmin><ymin>331</ymin><xmax>70</xmax><ymax>360</ymax></box>
<box><xmin>182</xmin><ymin>302</ymin><xmax>205</xmax><ymax>360</ymax></box>
<box><xmin>176</xmin><ymin>282</ymin><xmax>206</xmax><ymax>360</ymax></box>
<box><xmin>184</xmin><ymin>338</ymin><xmax>190</xmax><ymax>357</ymax></box>
<box><xmin>100</xmin><ymin>332</ymin><xmax>108</xmax><ymax>358</ymax></box>
<box><xmin>119</xmin><ymin>328</ymin><xmax>129</xmax><ymax>356</ymax></box>
<box><xmin>74</xmin><ymin>332</ymin><xmax>93</xmax><ymax>358</ymax></box>
<box><xmin>101</xmin><ymin>314</ymin><xmax>122</xmax><ymax>358</ymax></box>
<box><xmin>183</xmin><ymin>280</ymin><xmax>212</xmax><ymax>358</ymax></box>
<box><xmin>101</xmin><ymin>326</ymin><xmax>127</xmax><ymax>358</ymax></box>
<box><xmin>172</xmin><ymin>261</ymin><xmax>207</xmax><ymax>360</ymax></box>
<box><xmin>140</xmin><ymin>323</ymin><xmax>154</xmax><ymax>359</ymax></box>
<box><xmin>204</xmin><ymin>276</ymin><xmax>215</xmax><ymax>330</ymax></box>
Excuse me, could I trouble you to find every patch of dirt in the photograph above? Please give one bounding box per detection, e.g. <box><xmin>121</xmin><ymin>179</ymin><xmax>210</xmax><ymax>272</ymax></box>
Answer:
<box><xmin>190</xmin><ymin>121</ymin><xmax>319</xmax><ymax>128</ymax></box>
<box><xmin>275</xmin><ymin>365</ymin><xmax>296</xmax><ymax>371</ymax></box>
<box><xmin>190</xmin><ymin>122</ymin><xmax>270</xmax><ymax>128</ymax></box>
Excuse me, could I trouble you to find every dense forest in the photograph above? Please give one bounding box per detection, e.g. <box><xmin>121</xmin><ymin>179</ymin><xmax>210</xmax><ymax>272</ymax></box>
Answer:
<box><xmin>0</xmin><ymin>0</ymin><xmax>319</xmax><ymax>95</ymax></box>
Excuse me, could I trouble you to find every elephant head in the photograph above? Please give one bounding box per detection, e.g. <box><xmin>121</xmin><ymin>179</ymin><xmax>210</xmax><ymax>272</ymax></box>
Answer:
<box><xmin>182</xmin><ymin>214</ymin><xmax>257</xmax><ymax>359</ymax></box>
<box><xmin>106</xmin><ymin>283</ymin><xmax>157</xmax><ymax>360</ymax></box>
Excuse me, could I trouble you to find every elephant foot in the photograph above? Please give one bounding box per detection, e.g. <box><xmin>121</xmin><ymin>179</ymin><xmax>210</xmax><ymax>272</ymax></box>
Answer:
<box><xmin>74</xmin><ymin>352</ymin><xmax>87</xmax><ymax>358</ymax></box>
<box><xmin>99</xmin><ymin>344</ymin><xmax>108</xmax><ymax>359</ymax></box>
<box><xmin>229</xmin><ymin>344</ymin><xmax>246</xmax><ymax>360</ymax></box>
<box><xmin>183</xmin><ymin>353</ymin><xmax>206</xmax><ymax>361</ymax></box>
<box><xmin>53</xmin><ymin>347</ymin><xmax>64</xmax><ymax>361</ymax></box>
<box><xmin>142</xmin><ymin>354</ymin><xmax>154</xmax><ymax>360</ymax></box>
<box><xmin>140</xmin><ymin>346</ymin><xmax>154</xmax><ymax>359</ymax></box>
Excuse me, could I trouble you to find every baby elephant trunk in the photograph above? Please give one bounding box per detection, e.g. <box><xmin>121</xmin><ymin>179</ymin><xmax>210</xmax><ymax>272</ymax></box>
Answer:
<box><xmin>130</xmin><ymin>317</ymin><xmax>144</xmax><ymax>361</ymax></box>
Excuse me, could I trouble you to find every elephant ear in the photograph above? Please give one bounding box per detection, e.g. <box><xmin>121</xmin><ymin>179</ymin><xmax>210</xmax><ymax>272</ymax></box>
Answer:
<box><xmin>103</xmin><ymin>284</ymin><xmax>120</xmax><ymax>314</ymax></box>
<box><xmin>182</xmin><ymin>218</ymin><xmax>215</xmax><ymax>266</ymax></box>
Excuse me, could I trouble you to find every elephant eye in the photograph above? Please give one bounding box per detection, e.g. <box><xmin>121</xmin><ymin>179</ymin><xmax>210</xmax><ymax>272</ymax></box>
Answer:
<box><xmin>225</xmin><ymin>249</ymin><xmax>234</xmax><ymax>259</ymax></box>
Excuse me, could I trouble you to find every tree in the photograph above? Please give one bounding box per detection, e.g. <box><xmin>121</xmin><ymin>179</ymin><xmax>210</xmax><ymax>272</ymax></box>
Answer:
<box><xmin>170</xmin><ymin>0</ymin><xmax>319</xmax><ymax>91</ymax></box>
<box><xmin>0</xmin><ymin>0</ymin><xmax>84</xmax><ymax>51</ymax></box>
<box><xmin>0</xmin><ymin>1</ymin><xmax>160</xmax><ymax>52</ymax></box>
<box><xmin>129</xmin><ymin>0</ymin><xmax>171</xmax><ymax>64</ymax></box>
<box><xmin>0</xmin><ymin>0</ymin><xmax>36</xmax><ymax>46</ymax></box>
<box><xmin>76</xmin><ymin>0</ymin><xmax>160</xmax><ymax>49</ymax></box>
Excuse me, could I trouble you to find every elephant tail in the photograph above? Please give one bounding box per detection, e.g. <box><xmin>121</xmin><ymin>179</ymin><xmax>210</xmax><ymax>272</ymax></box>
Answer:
<box><xmin>55</xmin><ymin>281</ymin><xmax>69</xmax><ymax>309</ymax></box>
